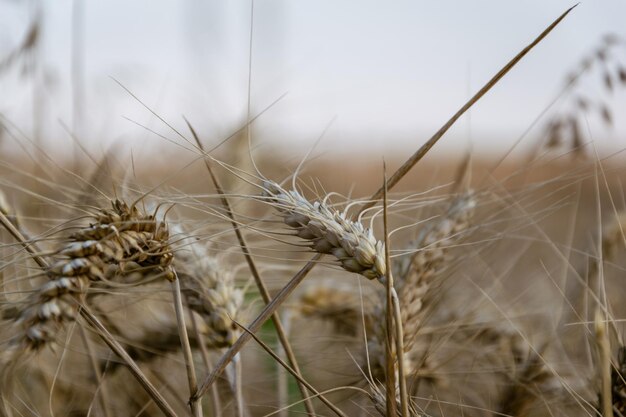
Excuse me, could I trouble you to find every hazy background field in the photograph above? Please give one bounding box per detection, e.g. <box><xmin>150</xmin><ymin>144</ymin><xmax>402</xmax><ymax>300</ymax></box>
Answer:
<box><xmin>1</xmin><ymin>1</ymin><xmax>626</xmax><ymax>159</ymax></box>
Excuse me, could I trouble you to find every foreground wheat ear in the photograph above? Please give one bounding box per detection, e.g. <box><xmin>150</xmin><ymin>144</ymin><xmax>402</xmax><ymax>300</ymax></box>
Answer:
<box><xmin>261</xmin><ymin>180</ymin><xmax>387</xmax><ymax>281</ymax></box>
<box><xmin>11</xmin><ymin>199</ymin><xmax>174</xmax><ymax>354</ymax></box>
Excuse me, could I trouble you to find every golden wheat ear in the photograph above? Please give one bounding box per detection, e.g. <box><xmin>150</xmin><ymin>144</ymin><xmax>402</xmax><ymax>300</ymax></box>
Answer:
<box><xmin>11</xmin><ymin>198</ymin><xmax>174</xmax><ymax>355</ymax></box>
<box><xmin>261</xmin><ymin>180</ymin><xmax>386</xmax><ymax>281</ymax></box>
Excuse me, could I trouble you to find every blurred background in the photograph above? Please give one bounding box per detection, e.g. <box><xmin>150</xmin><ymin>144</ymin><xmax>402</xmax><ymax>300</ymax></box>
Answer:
<box><xmin>0</xmin><ymin>0</ymin><xmax>626</xmax><ymax>161</ymax></box>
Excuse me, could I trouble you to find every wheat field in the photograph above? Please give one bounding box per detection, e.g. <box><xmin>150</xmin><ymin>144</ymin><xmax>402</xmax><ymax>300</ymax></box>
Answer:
<box><xmin>1</xmin><ymin>5</ymin><xmax>626</xmax><ymax>417</ymax></box>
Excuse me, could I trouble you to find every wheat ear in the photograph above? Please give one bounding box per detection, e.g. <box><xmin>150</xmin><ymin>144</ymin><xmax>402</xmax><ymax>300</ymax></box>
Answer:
<box><xmin>13</xmin><ymin>199</ymin><xmax>174</xmax><ymax>352</ymax></box>
<box><xmin>295</xmin><ymin>283</ymin><xmax>363</xmax><ymax>336</ymax></box>
<box><xmin>262</xmin><ymin>180</ymin><xmax>386</xmax><ymax>281</ymax></box>
<box><xmin>0</xmin><ymin>206</ymin><xmax>179</xmax><ymax>417</ymax></box>
<box><xmin>394</xmin><ymin>192</ymin><xmax>476</xmax><ymax>351</ymax></box>
<box><xmin>176</xmin><ymin>243</ymin><xmax>245</xmax><ymax>349</ymax></box>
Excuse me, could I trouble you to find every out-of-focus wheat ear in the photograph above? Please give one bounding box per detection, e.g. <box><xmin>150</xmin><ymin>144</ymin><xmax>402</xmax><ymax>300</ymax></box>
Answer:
<box><xmin>395</xmin><ymin>192</ymin><xmax>477</xmax><ymax>352</ymax></box>
<box><xmin>193</xmin><ymin>253</ymin><xmax>322</xmax><ymax>402</ymax></box>
<box><xmin>262</xmin><ymin>180</ymin><xmax>386</xmax><ymax>281</ymax></box>
<box><xmin>175</xmin><ymin>242</ymin><xmax>245</xmax><ymax>349</ymax></box>
<box><xmin>602</xmin><ymin>210</ymin><xmax>626</xmax><ymax>260</ymax></box>
<box><xmin>295</xmin><ymin>283</ymin><xmax>363</xmax><ymax>336</ymax></box>
<box><xmin>496</xmin><ymin>341</ymin><xmax>555</xmax><ymax>417</ymax></box>
<box><xmin>595</xmin><ymin>309</ymin><xmax>615</xmax><ymax>417</ymax></box>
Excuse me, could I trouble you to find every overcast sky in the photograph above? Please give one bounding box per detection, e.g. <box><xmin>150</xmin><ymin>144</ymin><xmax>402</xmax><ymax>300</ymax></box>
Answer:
<box><xmin>1</xmin><ymin>1</ymin><xmax>626</xmax><ymax>158</ymax></box>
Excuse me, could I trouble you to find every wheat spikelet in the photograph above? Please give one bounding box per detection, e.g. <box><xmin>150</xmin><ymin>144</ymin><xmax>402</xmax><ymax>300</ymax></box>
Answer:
<box><xmin>261</xmin><ymin>180</ymin><xmax>386</xmax><ymax>281</ymax></box>
<box><xmin>12</xmin><ymin>199</ymin><xmax>174</xmax><ymax>353</ymax></box>
<box><xmin>176</xmin><ymin>240</ymin><xmax>245</xmax><ymax>349</ymax></box>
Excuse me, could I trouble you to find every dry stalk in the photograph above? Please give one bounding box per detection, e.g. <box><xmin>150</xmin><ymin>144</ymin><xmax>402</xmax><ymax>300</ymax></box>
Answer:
<box><xmin>382</xmin><ymin>168</ymin><xmax>398</xmax><ymax>416</ymax></box>
<box><xmin>596</xmin><ymin>309</ymin><xmax>615</xmax><ymax>417</ymax></box>
<box><xmin>391</xmin><ymin>289</ymin><xmax>409</xmax><ymax>417</ymax></box>
<box><xmin>496</xmin><ymin>341</ymin><xmax>555</xmax><ymax>417</ymax></box>
<box><xmin>368</xmin><ymin>380</ymin><xmax>421</xmax><ymax>417</ymax></box>
<box><xmin>171</xmin><ymin>275</ymin><xmax>202</xmax><ymax>417</ymax></box>
<box><xmin>361</xmin><ymin>5</ymin><xmax>576</xmax><ymax>211</ymax></box>
<box><xmin>188</xmin><ymin>309</ymin><xmax>222</xmax><ymax>417</ymax></box>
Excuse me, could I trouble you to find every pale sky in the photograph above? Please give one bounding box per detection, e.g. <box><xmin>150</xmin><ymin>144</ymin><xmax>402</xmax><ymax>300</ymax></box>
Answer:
<box><xmin>1</xmin><ymin>1</ymin><xmax>625</xmax><ymax>158</ymax></box>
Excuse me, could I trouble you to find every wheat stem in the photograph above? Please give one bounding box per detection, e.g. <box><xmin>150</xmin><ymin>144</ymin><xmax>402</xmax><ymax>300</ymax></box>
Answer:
<box><xmin>171</xmin><ymin>275</ymin><xmax>202</xmax><ymax>417</ymax></box>
<box><xmin>0</xmin><ymin>210</ymin><xmax>47</xmax><ymax>269</ymax></box>
<box><xmin>382</xmin><ymin>164</ymin><xmax>397</xmax><ymax>417</ymax></box>
<box><xmin>188</xmin><ymin>306</ymin><xmax>222</xmax><ymax>417</ymax></box>
<box><xmin>391</xmin><ymin>288</ymin><xmax>409</xmax><ymax>417</ymax></box>
<box><xmin>596</xmin><ymin>309</ymin><xmax>614</xmax><ymax>417</ymax></box>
